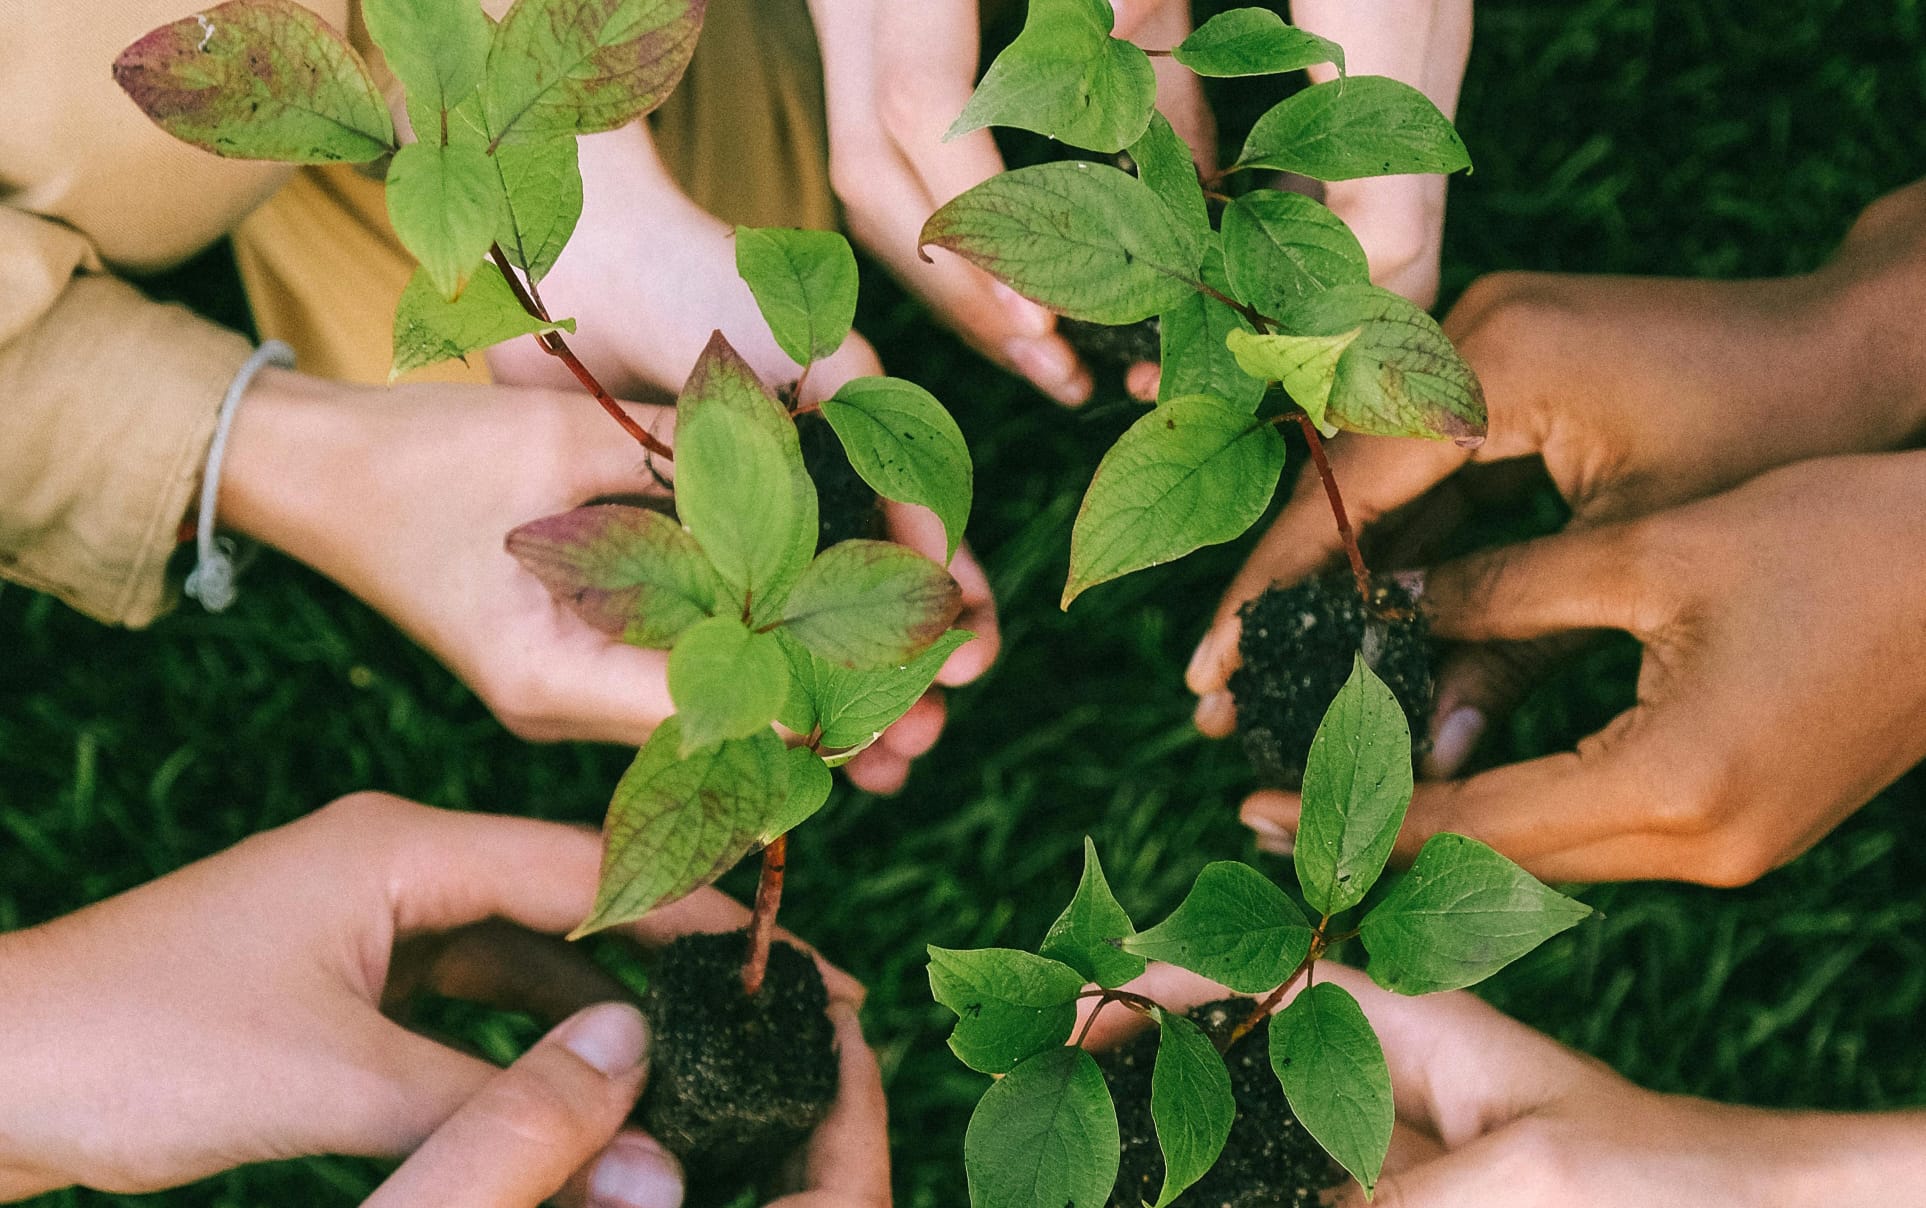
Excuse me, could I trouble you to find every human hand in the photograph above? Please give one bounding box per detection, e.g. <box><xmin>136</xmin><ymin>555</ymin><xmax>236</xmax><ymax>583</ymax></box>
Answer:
<box><xmin>225</xmin><ymin>364</ymin><xmax>996</xmax><ymax>792</ymax></box>
<box><xmin>1082</xmin><ymin>963</ymin><xmax>1926</xmax><ymax>1207</ymax></box>
<box><xmin>0</xmin><ymin>793</ymin><xmax>864</xmax><ymax>1201</ymax></box>
<box><xmin>1192</xmin><ymin>184</ymin><xmax>1926</xmax><ymax>745</ymax></box>
<box><xmin>1241</xmin><ymin>450</ymin><xmax>1926</xmax><ymax>885</ymax></box>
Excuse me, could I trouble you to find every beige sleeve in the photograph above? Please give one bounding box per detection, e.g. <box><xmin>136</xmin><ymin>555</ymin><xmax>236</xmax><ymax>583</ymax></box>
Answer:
<box><xmin>0</xmin><ymin>207</ymin><xmax>254</xmax><ymax>627</ymax></box>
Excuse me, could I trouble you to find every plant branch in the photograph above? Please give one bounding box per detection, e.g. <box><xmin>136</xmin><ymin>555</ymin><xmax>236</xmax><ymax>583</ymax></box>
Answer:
<box><xmin>1072</xmin><ymin>987</ymin><xmax>1159</xmax><ymax>1049</ymax></box>
<box><xmin>1190</xmin><ymin>279</ymin><xmax>1277</xmax><ymax>333</ymax></box>
<box><xmin>1292</xmin><ymin>411</ymin><xmax>1374</xmax><ymax>606</ymax></box>
<box><xmin>1221</xmin><ymin>952</ymin><xmax>1316</xmax><ymax>1053</ymax></box>
<box><xmin>741</xmin><ymin>834</ymin><xmax>787</xmax><ymax>997</ymax></box>
<box><xmin>487</xmin><ymin>245</ymin><xmax>674</xmax><ymax>461</ymax></box>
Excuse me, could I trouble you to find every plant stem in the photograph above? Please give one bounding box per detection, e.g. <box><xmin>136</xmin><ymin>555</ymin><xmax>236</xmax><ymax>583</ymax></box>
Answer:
<box><xmin>740</xmin><ymin>834</ymin><xmax>787</xmax><ymax>997</ymax></box>
<box><xmin>1072</xmin><ymin>988</ymin><xmax>1159</xmax><ymax>1049</ymax></box>
<box><xmin>1221</xmin><ymin>953</ymin><xmax>1315</xmax><ymax>1053</ymax></box>
<box><xmin>487</xmin><ymin>245</ymin><xmax>675</xmax><ymax>461</ymax></box>
<box><xmin>1292</xmin><ymin>411</ymin><xmax>1374</xmax><ymax>606</ymax></box>
<box><xmin>1191</xmin><ymin>279</ymin><xmax>1276</xmax><ymax>333</ymax></box>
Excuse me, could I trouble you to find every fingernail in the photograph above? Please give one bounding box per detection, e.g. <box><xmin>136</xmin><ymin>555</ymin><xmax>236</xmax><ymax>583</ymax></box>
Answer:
<box><xmin>559</xmin><ymin>1002</ymin><xmax>649</xmax><ymax>1077</ymax></box>
<box><xmin>1196</xmin><ymin>691</ymin><xmax>1236</xmax><ymax>736</ymax></box>
<box><xmin>590</xmin><ymin>1135</ymin><xmax>685</xmax><ymax>1208</ymax></box>
<box><xmin>1244</xmin><ymin>812</ymin><xmax>1295</xmax><ymax>856</ymax></box>
<box><xmin>1008</xmin><ymin>337</ymin><xmax>1076</xmax><ymax>390</ymax></box>
<box><xmin>1429</xmin><ymin>706</ymin><xmax>1486</xmax><ymax>778</ymax></box>
<box><xmin>993</xmin><ymin>282</ymin><xmax>1051</xmax><ymax>337</ymax></box>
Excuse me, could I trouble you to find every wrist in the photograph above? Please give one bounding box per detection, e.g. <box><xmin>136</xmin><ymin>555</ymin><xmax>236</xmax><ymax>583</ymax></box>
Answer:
<box><xmin>217</xmin><ymin>368</ymin><xmax>377</xmax><ymax>565</ymax></box>
<box><xmin>1772</xmin><ymin>1108</ymin><xmax>1926</xmax><ymax>1204</ymax></box>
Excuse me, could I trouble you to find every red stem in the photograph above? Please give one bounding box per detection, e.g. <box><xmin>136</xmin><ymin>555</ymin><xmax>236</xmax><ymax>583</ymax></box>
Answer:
<box><xmin>1222</xmin><ymin>953</ymin><xmax>1315</xmax><ymax>1053</ymax></box>
<box><xmin>1293</xmin><ymin>411</ymin><xmax>1373</xmax><ymax>606</ymax></box>
<box><xmin>487</xmin><ymin>246</ymin><xmax>674</xmax><ymax>461</ymax></box>
<box><xmin>741</xmin><ymin>834</ymin><xmax>787</xmax><ymax>997</ymax></box>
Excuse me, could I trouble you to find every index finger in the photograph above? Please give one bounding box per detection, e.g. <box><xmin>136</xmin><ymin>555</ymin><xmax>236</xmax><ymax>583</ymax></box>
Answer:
<box><xmin>771</xmin><ymin>1003</ymin><xmax>892</xmax><ymax>1208</ymax></box>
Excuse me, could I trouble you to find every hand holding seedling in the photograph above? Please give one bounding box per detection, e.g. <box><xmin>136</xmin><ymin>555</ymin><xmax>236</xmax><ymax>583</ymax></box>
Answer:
<box><xmin>1191</xmin><ymin>183</ymin><xmax>1926</xmax><ymax>740</ymax></box>
<box><xmin>0</xmin><ymin>794</ymin><xmax>862</xmax><ymax>1202</ymax></box>
<box><xmin>1244</xmin><ymin>451</ymin><xmax>1926</xmax><ymax>886</ymax></box>
<box><xmin>1082</xmin><ymin>963</ymin><xmax>1926</xmax><ymax>1208</ymax></box>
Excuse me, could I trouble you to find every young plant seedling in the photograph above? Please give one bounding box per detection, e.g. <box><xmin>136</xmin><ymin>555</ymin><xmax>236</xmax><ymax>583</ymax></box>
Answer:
<box><xmin>932</xmin><ymin>659</ymin><xmax>1592</xmax><ymax>1206</ymax></box>
<box><xmin>926</xmin><ymin>1</ymin><xmax>1483</xmax><ymax>778</ymax></box>
<box><xmin>117</xmin><ymin>0</ymin><xmax>978</xmax><ymax>1188</ymax></box>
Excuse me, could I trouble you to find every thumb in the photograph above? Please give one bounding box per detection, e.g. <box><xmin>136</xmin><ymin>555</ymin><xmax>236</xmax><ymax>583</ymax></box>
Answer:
<box><xmin>1331</xmin><ymin>1133</ymin><xmax>1525</xmax><ymax>1208</ymax></box>
<box><xmin>366</xmin><ymin>1002</ymin><xmax>682</xmax><ymax>1208</ymax></box>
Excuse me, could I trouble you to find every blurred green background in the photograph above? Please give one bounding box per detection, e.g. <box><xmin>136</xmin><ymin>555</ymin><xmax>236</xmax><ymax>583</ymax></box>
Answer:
<box><xmin>5</xmin><ymin>1</ymin><xmax>1925</xmax><ymax>1204</ymax></box>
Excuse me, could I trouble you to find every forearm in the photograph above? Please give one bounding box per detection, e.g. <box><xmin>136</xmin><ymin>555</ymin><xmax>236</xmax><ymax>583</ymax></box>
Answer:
<box><xmin>1291</xmin><ymin>0</ymin><xmax>1472</xmax><ymax>107</ymax></box>
<box><xmin>1776</xmin><ymin>1107</ymin><xmax>1926</xmax><ymax>1204</ymax></box>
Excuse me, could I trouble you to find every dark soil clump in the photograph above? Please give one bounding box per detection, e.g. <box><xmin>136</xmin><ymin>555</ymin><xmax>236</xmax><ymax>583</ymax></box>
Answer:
<box><xmin>637</xmin><ymin>931</ymin><xmax>839</xmax><ymax>1206</ymax></box>
<box><xmin>797</xmin><ymin>410</ymin><xmax>884</xmax><ymax>552</ymax></box>
<box><xmin>1099</xmin><ymin>998</ymin><xmax>1342</xmax><ymax>1208</ymax></box>
<box><xmin>1230</xmin><ymin>571</ymin><xmax>1435</xmax><ymax>787</ymax></box>
<box><xmin>1060</xmin><ymin>317</ymin><xmax>1161</xmax><ymax>369</ymax></box>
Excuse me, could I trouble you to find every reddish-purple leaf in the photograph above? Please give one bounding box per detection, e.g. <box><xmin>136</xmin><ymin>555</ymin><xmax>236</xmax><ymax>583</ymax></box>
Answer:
<box><xmin>481</xmin><ymin>0</ymin><xmax>708</xmax><ymax>145</ymax></box>
<box><xmin>507</xmin><ymin>504</ymin><xmax>724</xmax><ymax>649</ymax></box>
<box><xmin>113</xmin><ymin>0</ymin><xmax>395</xmax><ymax>163</ymax></box>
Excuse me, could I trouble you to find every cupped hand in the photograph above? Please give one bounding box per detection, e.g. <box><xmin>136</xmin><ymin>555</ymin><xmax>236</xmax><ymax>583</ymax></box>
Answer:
<box><xmin>0</xmin><ymin>793</ymin><xmax>866</xmax><ymax>1202</ymax></box>
<box><xmin>1193</xmin><ymin>183</ymin><xmax>1926</xmax><ymax>745</ymax></box>
<box><xmin>1082</xmin><ymin>963</ymin><xmax>1922</xmax><ymax>1207</ymax></box>
<box><xmin>1242</xmin><ymin>450</ymin><xmax>1926</xmax><ymax>886</ymax></box>
<box><xmin>812</xmin><ymin>0</ymin><xmax>1091</xmax><ymax>407</ymax></box>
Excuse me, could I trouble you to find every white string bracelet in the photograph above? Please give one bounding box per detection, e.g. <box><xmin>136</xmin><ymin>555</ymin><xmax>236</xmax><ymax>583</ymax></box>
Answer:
<box><xmin>184</xmin><ymin>339</ymin><xmax>296</xmax><ymax>612</ymax></box>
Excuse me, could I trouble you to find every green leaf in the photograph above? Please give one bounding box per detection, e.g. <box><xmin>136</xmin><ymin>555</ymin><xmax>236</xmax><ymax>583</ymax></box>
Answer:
<box><xmin>1157</xmin><ymin>243</ymin><xmax>1264</xmax><ymax>410</ymax></box>
<box><xmin>1221</xmin><ymin>190</ymin><xmax>1370</xmax><ymax>316</ymax></box>
<box><xmin>1064</xmin><ymin>395</ymin><xmax>1286</xmax><ymax>607</ymax></box>
<box><xmin>447</xmin><ymin>98</ymin><xmax>584</xmax><ymax>283</ymax></box>
<box><xmin>761</xmin><ymin>746</ymin><xmax>833</xmax><ymax>843</ymax></box>
<box><xmin>570</xmin><ymin>718</ymin><xmax>788</xmax><ymax>937</ymax></box>
<box><xmin>1122</xmin><ymin>862</ymin><xmax>1314</xmax><ymax>993</ymax></box>
<box><xmin>1128</xmin><ymin>111</ymin><xmax>1209</xmax><ymax>242</ymax></box>
<box><xmin>928</xmin><ymin>948</ymin><xmax>1086</xmax><ymax>1074</ymax></box>
<box><xmin>482</xmin><ymin>0</ymin><xmax>704</xmax><ymax>145</ymax></box>
<box><xmin>1149</xmin><ymin>1011</ymin><xmax>1235</xmax><ymax>1208</ymax></box>
<box><xmin>820</xmin><ymin>378</ymin><xmax>974</xmax><ymax>561</ymax></box>
<box><xmin>1282</xmin><ymin>285</ymin><xmax>1486</xmax><ymax>443</ymax></box>
<box><xmin>734</xmin><ymin>227</ymin><xmax>859</xmax><ymax>367</ymax></box>
<box><xmin>1224</xmin><ymin>327</ymin><xmax>1360</xmax><ymax>436</ymax></box>
<box><xmin>1271</xmin><ymin>982</ymin><xmax>1393</xmax><ymax>1194</ymax></box>
<box><xmin>781</xmin><ymin>541</ymin><xmax>962</xmax><ymax>670</ymax></box>
<box><xmin>113</xmin><ymin>0</ymin><xmax>395</xmax><ymax>163</ymax></box>
<box><xmin>1295</xmin><ymin>656</ymin><xmax>1414</xmax><ymax>916</ymax></box>
<box><xmin>506</xmin><ymin>504</ymin><xmax>725</xmax><ymax>648</ymax></box>
<box><xmin>673</xmin><ymin>333</ymin><xmax>817</xmax><ymax>624</ymax></box>
<box><xmin>1040</xmin><ymin>838</ymin><xmax>1144</xmax><ymax>989</ymax></box>
<box><xmin>665</xmin><ymin>616</ymin><xmax>789</xmax><ymax>755</ymax></box>
<box><xmin>363</xmin><ymin>0</ymin><xmax>490</xmax><ymax>134</ymax></box>
<box><xmin>965</xmin><ymin>1048</ymin><xmax>1119</xmax><ymax>1208</ymax></box>
<box><xmin>777</xmin><ymin>630</ymin><xmax>974</xmax><ymax>751</ymax></box>
<box><xmin>390</xmin><ymin>264</ymin><xmax>574</xmax><ymax>379</ymax></box>
<box><xmin>921</xmin><ymin>162</ymin><xmax>1205</xmax><ymax>325</ymax></box>
<box><xmin>1361</xmin><ymin>833</ymin><xmax>1593</xmax><ymax>995</ymax></box>
<box><xmin>1235</xmin><ymin>76</ymin><xmax>1471</xmax><ymax>180</ymax></box>
<box><xmin>385</xmin><ymin>141</ymin><xmax>503</xmax><ymax>300</ymax></box>
<box><xmin>1173</xmin><ymin>8</ymin><xmax>1344</xmax><ymax>78</ymax></box>
<box><xmin>945</xmin><ymin>0</ymin><xmax>1155</xmax><ymax>154</ymax></box>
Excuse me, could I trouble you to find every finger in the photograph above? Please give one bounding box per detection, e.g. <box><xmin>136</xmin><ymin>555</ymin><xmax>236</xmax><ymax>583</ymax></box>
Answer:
<box><xmin>881</xmin><ymin>693</ymin><xmax>946</xmax><ymax>760</ymax></box>
<box><xmin>1242</xmin><ymin>739</ymin><xmax>1653</xmax><ymax>871</ymax></box>
<box><xmin>1124</xmin><ymin>361</ymin><xmax>1161</xmax><ymax>402</ymax></box>
<box><xmin>1422</xmin><ymin>523</ymin><xmax>1665</xmax><ymax>644</ymax></box>
<box><xmin>495</xmin><ymin>635</ymin><xmax>673</xmax><ymax>747</ymax></box>
<box><xmin>394</xmin><ymin>921</ymin><xmax>630</xmax><ymax>1025</ymax></box>
<box><xmin>1331</xmin><ymin>1133</ymin><xmax>1529</xmax><ymax>1208</ymax></box>
<box><xmin>1187</xmin><ymin>436</ymin><xmax>1468</xmax><ymax>699</ymax></box>
<box><xmin>1423</xmin><ymin>634</ymin><xmax>1598</xmax><ymax>778</ymax></box>
<box><xmin>938</xmin><ymin>546</ymin><xmax>999</xmax><ymax>686</ymax></box>
<box><xmin>570</xmin><ymin>399</ymin><xmax>678</xmax><ymax>501</ymax></box>
<box><xmin>1107</xmin><ymin>0</ymin><xmax>1178</xmax><ymax>40</ymax></box>
<box><xmin>771</xmin><ymin>1004</ymin><xmax>892</xmax><ymax>1208</ymax></box>
<box><xmin>845</xmin><ymin>747</ymin><xmax>911</xmax><ymax>797</ymax></box>
<box><xmin>366</xmin><ymin>1003</ymin><xmax>672</xmax><ymax>1208</ymax></box>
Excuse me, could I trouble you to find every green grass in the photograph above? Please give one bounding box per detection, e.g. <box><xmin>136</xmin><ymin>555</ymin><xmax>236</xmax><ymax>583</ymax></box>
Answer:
<box><xmin>6</xmin><ymin>1</ymin><xmax>1926</xmax><ymax>1204</ymax></box>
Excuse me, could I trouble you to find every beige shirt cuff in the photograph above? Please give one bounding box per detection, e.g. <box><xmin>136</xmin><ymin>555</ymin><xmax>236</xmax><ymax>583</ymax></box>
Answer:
<box><xmin>0</xmin><ymin>248</ymin><xmax>254</xmax><ymax>627</ymax></box>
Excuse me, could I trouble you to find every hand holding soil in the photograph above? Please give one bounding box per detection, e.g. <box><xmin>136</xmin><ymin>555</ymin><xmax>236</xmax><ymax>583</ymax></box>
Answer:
<box><xmin>0</xmin><ymin>794</ymin><xmax>867</xmax><ymax>1203</ymax></box>
<box><xmin>1242</xmin><ymin>450</ymin><xmax>1926</xmax><ymax>885</ymax></box>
